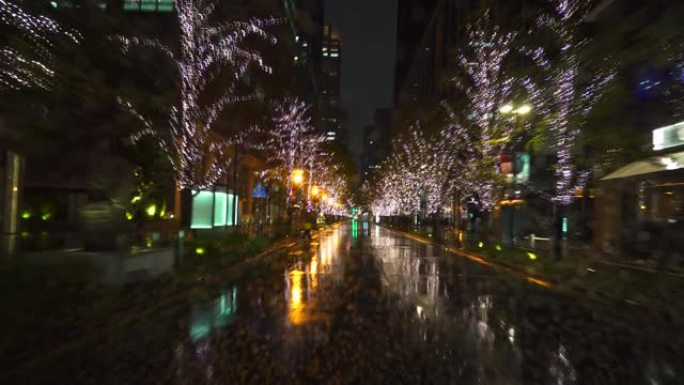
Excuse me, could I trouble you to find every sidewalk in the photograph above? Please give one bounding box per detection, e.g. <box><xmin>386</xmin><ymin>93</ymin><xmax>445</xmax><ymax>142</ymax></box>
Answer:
<box><xmin>0</xmin><ymin>226</ymin><xmax>328</xmax><ymax>375</ymax></box>
<box><xmin>382</xmin><ymin>224</ymin><xmax>684</xmax><ymax>317</ymax></box>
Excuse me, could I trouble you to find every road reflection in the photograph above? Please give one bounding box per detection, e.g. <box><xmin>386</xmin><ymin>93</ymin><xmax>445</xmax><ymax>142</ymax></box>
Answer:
<box><xmin>284</xmin><ymin>225</ymin><xmax>342</xmax><ymax>326</ymax></box>
<box><xmin>189</xmin><ymin>287</ymin><xmax>238</xmax><ymax>341</ymax></box>
<box><xmin>15</xmin><ymin>221</ymin><xmax>680</xmax><ymax>385</ymax></box>
<box><xmin>367</xmin><ymin>224</ymin><xmax>681</xmax><ymax>385</ymax></box>
<box><xmin>170</xmin><ymin>223</ymin><xmax>682</xmax><ymax>385</ymax></box>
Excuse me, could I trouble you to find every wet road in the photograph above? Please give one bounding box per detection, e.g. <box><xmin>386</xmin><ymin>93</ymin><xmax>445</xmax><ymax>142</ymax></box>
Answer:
<box><xmin>6</xmin><ymin>221</ymin><xmax>684</xmax><ymax>384</ymax></box>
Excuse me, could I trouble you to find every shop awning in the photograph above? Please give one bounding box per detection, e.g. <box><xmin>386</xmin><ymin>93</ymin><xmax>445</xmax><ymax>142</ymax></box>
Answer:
<box><xmin>602</xmin><ymin>151</ymin><xmax>684</xmax><ymax>180</ymax></box>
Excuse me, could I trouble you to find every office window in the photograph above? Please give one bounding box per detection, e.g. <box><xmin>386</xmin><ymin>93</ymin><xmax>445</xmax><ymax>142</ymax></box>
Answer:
<box><xmin>124</xmin><ymin>0</ymin><xmax>174</xmax><ymax>12</ymax></box>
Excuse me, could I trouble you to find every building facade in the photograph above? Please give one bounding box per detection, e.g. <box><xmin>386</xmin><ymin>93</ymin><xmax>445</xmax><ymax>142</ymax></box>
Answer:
<box><xmin>320</xmin><ymin>23</ymin><xmax>346</xmax><ymax>145</ymax></box>
<box><xmin>362</xmin><ymin>108</ymin><xmax>394</xmax><ymax>180</ymax></box>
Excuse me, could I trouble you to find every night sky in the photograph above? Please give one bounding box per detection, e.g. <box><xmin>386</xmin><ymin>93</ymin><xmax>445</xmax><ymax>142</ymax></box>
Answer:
<box><xmin>325</xmin><ymin>0</ymin><xmax>398</xmax><ymax>167</ymax></box>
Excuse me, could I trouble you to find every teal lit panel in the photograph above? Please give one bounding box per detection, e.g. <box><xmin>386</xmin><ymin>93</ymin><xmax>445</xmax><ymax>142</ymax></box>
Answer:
<box><xmin>189</xmin><ymin>311</ymin><xmax>212</xmax><ymax>341</ymax></box>
<box><xmin>123</xmin><ymin>0</ymin><xmax>139</xmax><ymax>11</ymax></box>
<box><xmin>157</xmin><ymin>0</ymin><xmax>174</xmax><ymax>11</ymax></box>
<box><xmin>227</xmin><ymin>194</ymin><xmax>239</xmax><ymax>226</ymax></box>
<box><xmin>213</xmin><ymin>192</ymin><xmax>228</xmax><ymax>226</ymax></box>
<box><xmin>140</xmin><ymin>0</ymin><xmax>156</xmax><ymax>11</ymax></box>
<box><xmin>191</xmin><ymin>191</ymin><xmax>214</xmax><ymax>229</ymax></box>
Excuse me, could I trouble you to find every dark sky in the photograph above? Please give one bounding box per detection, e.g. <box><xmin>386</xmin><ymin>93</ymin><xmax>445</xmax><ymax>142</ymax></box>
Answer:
<box><xmin>325</xmin><ymin>0</ymin><xmax>398</xmax><ymax>166</ymax></box>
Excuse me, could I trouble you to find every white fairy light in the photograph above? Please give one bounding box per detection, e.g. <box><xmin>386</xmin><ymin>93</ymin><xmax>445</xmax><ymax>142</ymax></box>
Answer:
<box><xmin>117</xmin><ymin>0</ymin><xmax>277</xmax><ymax>191</ymax></box>
<box><xmin>0</xmin><ymin>0</ymin><xmax>81</xmax><ymax>91</ymax></box>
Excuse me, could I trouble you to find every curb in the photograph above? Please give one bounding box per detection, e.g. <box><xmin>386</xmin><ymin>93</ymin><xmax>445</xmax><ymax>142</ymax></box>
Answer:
<box><xmin>380</xmin><ymin>226</ymin><xmax>556</xmax><ymax>289</ymax></box>
<box><xmin>379</xmin><ymin>225</ymin><xmax>684</xmax><ymax>316</ymax></box>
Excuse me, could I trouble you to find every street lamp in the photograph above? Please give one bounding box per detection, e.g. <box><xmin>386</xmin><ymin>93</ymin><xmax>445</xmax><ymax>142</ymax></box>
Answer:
<box><xmin>514</xmin><ymin>104</ymin><xmax>532</xmax><ymax>115</ymax></box>
<box><xmin>290</xmin><ymin>169</ymin><xmax>306</xmax><ymax>234</ymax></box>
<box><xmin>291</xmin><ymin>169</ymin><xmax>305</xmax><ymax>186</ymax></box>
<box><xmin>500</xmin><ymin>103</ymin><xmax>532</xmax><ymax>117</ymax></box>
<box><xmin>310</xmin><ymin>185</ymin><xmax>321</xmax><ymax>198</ymax></box>
<box><xmin>498</xmin><ymin>102</ymin><xmax>533</xmax><ymax>246</ymax></box>
<box><xmin>499</xmin><ymin>104</ymin><xmax>514</xmax><ymax>114</ymax></box>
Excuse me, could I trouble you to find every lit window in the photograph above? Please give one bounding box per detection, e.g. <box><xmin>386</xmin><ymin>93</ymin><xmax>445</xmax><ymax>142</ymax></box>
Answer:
<box><xmin>124</xmin><ymin>0</ymin><xmax>174</xmax><ymax>12</ymax></box>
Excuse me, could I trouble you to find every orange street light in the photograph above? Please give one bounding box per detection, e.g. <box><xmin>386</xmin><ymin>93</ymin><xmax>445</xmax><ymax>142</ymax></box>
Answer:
<box><xmin>321</xmin><ymin>192</ymin><xmax>329</xmax><ymax>202</ymax></box>
<box><xmin>291</xmin><ymin>169</ymin><xmax>305</xmax><ymax>186</ymax></box>
<box><xmin>310</xmin><ymin>185</ymin><xmax>321</xmax><ymax>197</ymax></box>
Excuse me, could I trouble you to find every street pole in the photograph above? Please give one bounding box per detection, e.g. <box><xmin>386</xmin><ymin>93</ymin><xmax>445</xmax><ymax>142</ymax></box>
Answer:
<box><xmin>233</xmin><ymin>143</ymin><xmax>239</xmax><ymax>231</ymax></box>
<box><xmin>509</xmin><ymin>117</ymin><xmax>521</xmax><ymax>246</ymax></box>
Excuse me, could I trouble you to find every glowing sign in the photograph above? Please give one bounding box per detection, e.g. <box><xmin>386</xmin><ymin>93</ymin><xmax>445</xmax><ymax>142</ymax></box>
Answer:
<box><xmin>653</xmin><ymin>121</ymin><xmax>684</xmax><ymax>151</ymax></box>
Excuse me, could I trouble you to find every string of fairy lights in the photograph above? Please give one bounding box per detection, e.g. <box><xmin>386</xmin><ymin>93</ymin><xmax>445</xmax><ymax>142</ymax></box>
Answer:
<box><xmin>370</xmin><ymin>123</ymin><xmax>463</xmax><ymax>216</ymax></box>
<box><xmin>263</xmin><ymin>98</ymin><xmax>348</xmax><ymax>213</ymax></box>
<box><xmin>370</xmin><ymin>0</ymin><xmax>616</xmax><ymax>218</ymax></box>
<box><xmin>529</xmin><ymin>0</ymin><xmax>615</xmax><ymax>205</ymax></box>
<box><xmin>117</xmin><ymin>0</ymin><xmax>277</xmax><ymax>192</ymax></box>
<box><xmin>0</xmin><ymin>0</ymin><xmax>81</xmax><ymax>91</ymax></box>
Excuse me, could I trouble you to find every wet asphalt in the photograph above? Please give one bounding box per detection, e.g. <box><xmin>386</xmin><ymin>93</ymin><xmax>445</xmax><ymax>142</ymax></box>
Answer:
<box><xmin>4</xmin><ymin>221</ymin><xmax>683</xmax><ymax>385</ymax></box>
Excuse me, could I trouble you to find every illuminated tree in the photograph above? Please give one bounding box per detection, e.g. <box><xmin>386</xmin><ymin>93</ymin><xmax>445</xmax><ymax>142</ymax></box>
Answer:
<box><xmin>117</xmin><ymin>0</ymin><xmax>277</xmax><ymax>191</ymax></box>
<box><xmin>525</xmin><ymin>0</ymin><xmax>615</xmax><ymax>205</ymax></box>
<box><xmin>0</xmin><ymin>0</ymin><xmax>81</xmax><ymax>91</ymax></box>
<box><xmin>263</xmin><ymin>97</ymin><xmax>326</xmax><ymax>205</ymax></box>
<box><xmin>370</xmin><ymin>123</ymin><xmax>464</xmax><ymax>218</ymax></box>
<box><xmin>311</xmin><ymin>160</ymin><xmax>349</xmax><ymax>215</ymax></box>
<box><xmin>443</xmin><ymin>11</ymin><xmax>516</xmax><ymax>208</ymax></box>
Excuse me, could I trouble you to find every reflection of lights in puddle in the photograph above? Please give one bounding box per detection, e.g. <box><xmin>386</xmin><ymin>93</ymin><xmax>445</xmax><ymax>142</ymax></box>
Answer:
<box><xmin>526</xmin><ymin>277</ymin><xmax>552</xmax><ymax>288</ymax></box>
<box><xmin>190</xmin><ymin>288</ymin><xmax>238</xmax><ymax>341</ymax></box>
<box><xmin>508</xmin><ymin>327</ymin><xmax>515</xmax><ymax>343</ymax></box>
<box><xmin>289</xmin><ymin>270</ymin><xmax>306</xmax><ymax>325</ymax></box>
<box><xmin>309</xmin><ymin>256</ymin><xmax>318</xmax><ymax>291</ymax></box>
<box><xmin>416</xmin><ymin>305</ymin><xmax>423</xmax><ymax>318</ymax></box>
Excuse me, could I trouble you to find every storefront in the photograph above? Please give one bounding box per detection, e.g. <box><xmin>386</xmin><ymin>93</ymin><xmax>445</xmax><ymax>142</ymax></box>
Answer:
<box><xmin>598</xmin><ymin>121</ymin><xmax>684</xmax><ymax>259</ymax></box>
